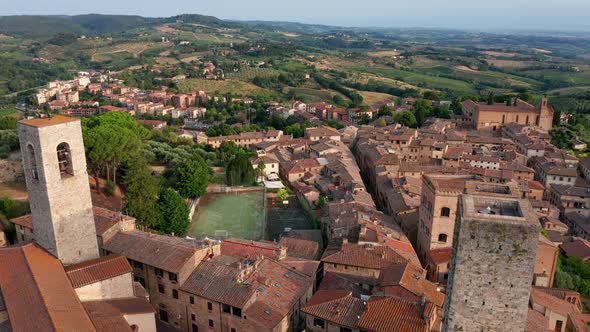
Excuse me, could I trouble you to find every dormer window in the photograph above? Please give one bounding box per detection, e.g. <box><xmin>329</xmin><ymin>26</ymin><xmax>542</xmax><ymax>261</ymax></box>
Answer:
<box><xmin>57</xmin><ymin>143</ymin><xmax>73</xmax><ymax>178</ymax></box>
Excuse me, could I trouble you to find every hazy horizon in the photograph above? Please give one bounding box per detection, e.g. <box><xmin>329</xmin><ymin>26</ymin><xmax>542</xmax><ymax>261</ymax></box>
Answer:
<box><xmin>2</xmin><ymin>0</ymin><xmax>590</xmax><ymax>32</ymax></box>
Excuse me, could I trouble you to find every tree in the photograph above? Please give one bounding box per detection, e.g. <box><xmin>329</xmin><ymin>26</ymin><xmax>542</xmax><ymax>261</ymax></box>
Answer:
<box><xmin>83</xmin><ymin>112</ymin><xmax>149</xmax><ymax>188</ymax></box>
<box><xmin>255</xmin><ymin>160</ymin><xmax>266</xmax><ymax>182</ymax></box>
<box><xmin>378</xmin><ymin>117</ymin><xmax>387</xmax><ymax>127</ymax></box>
<box><xmin>277</xmin><ymin>188</ymin><xmax>289</xmax><ymax>201</ymax></box>
<box><xmin>449</xmin><ymin>98</ymin><xmax>462</xmax><ymax>115</ymax></box>
<box><xmin>316</xmin><ymin>194</ymin><xmax>326</xmax><ymax>208</ymax></box>
<box><xmin>226</xmin><ymin>153</ymin><xmax>255</xmax><ymax>186</ymax></box>
<box><xmin>176</xmin><ymin>154</ymin><xmax>209</xmax><ymax>198</ymax></box>
<box><xmin>217</xmin><ymin>141</ymin><xmax>239</xmax><ymax>163</ymax></box>
<box><xmin>357</xmin><ymin>113</ymin><xmax>371</xmax><ymax>125</ymax></box>
<box><xmin>378</xmin><ymin>105</ymin><xmax>393</xmax><ymax>117</ymax></box>
<box><xmin>412</xmin><ymin>99</ymin><xmax>432</xmax><ymax>127</ymax></box>
<box><xmin>394</xmin><ymin>111</ymin><xmax>418</xmax><ymax>128</ymax></box>
<box><xmin>122</xmin><ymin>157</ymin><xmax>161</xmax><ymax>229</ymax></box>
<box><xmin>158</xmin><ymin>188</ymin><xmax>190</xmax><ymax>236</ymax></box>
<box><xmin>487</xmin><ymin>92</ymin><xmax>495</xmax><ymax>105</ymax></box>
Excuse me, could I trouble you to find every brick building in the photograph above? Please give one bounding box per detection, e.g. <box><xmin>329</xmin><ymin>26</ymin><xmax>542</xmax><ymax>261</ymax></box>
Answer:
<box><xmin>462</xmin><ymin>98</ymin><xmax>553</xmax><ymax>131</ymax></box>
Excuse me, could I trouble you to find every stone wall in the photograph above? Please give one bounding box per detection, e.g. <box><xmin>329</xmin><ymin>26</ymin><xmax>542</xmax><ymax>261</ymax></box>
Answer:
<box><xmin>75</xmin><ymin>273</ymin><xmax>134</xmax><ymax>301</ymax></box>
<box><xmin>443</xmin><ymin>196</ymin><xmax>539</xmax><ymax>332</ymax></box>
<box><xmin>18</xmin><ymin>119</ymin><xmax>99</xmax><ymax>265</ymax></box>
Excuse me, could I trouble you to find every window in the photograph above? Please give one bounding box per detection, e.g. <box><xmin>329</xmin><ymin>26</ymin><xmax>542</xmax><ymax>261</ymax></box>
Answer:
<box><xmin>501</xmin><ymin>114</ymin><xmax>505</xmax><ymax>124</ymax></box>
<box><xmin>159</xmin><ymin>309</ymin><xmax>169</xmax><ymax>323</ymax></box>
<box><xmin>208</xmin><ymin>320</ymin><xmax>214</xmax><ymax>328</ymax></box>
<box><xmin>341</xmin><ymin>328</ymin><xmax>352</xmax><ymax>332</ymax></box>
<box><xmin>134</xmin><ymin>276</ymin><xmax>145</xmax><ymax>287</ymax></box>
<box><xmin>555</xmin><ymin>320</ymin><xmax>563</xmax><ymax>331</ymax></box>
<box><xmin>515</xmin><ymin>115</ymin><xmax>520</xmax><ymax>123</ymax></box>
<box><xmin>192</xmin><ymin>324</ymin><xmax>198</xmax><ymax>332</ymax></box>
<box><xmin>190</xmin><ymin>296</ymin><xmax>195</xmax><ymax>304</ymax></box>
<box><xmin>207</xmin><ymin>302</ymin><xmax>212</xmax><ymax>311</ymax></box>
<box><xmin>222</xmin><ymin>304</ymin><xmax>231</xmax><ymax>314</ymax></box>
<box><xmin>232</xmin><ymin>307</ymin><xmax>242</xmax><ymax>317</ymax></box>
<box><xmin>231</xmin><ymin>329</ymin><xmax>236</xmax><ymax>332</ymax></box>
<box><xmin>158</xmin><ymin>284</ymin><xmax>165</xmax><ymax>294</ymax></box>
<box><xmin>169</xmin><ymin>272</ymin><xmax>178</xmax><ymax>283</ymax></box>
<box><xmin>133</xmin><ymin>260</ymin><xmax>143</xmax><ymax>270</ymax></box>
<box><xmin>154</xmin><ymin>267</ymin><xmax>164</xmax><ymax>278</ymax></box>
<box><xmin>525</xmin><ymin>115</ymin><xmax>529</xmax><ymax>125</ymax></box>
<box><xmin>313</xmin><ymin>318</ymin><xmax>325</xmax><ymax>328</ymax></box>
<box><xmin>191</xmin><ymin>314</ymin><xmax>195</xmax><ymax>321</ymax></box>
<box><xmin>172</xmin><ymin>289</ymin><xmax>178</xmax><ymax>299</ymax></box>
<box><xmin>27</xmin><ymin>145</ymin><xmax>39</xmax><ymax>180</ymax></box>
<box><xmin>56</xmin><ymin>142</ymin><xmax>73</xmax><ymax>178</ymax></box>
<box><xmin>441</xmin><ymin>207</ymin><xmax>451</xmax><ymax>217</ymax></box>
<box><xmin>438</xmin><ymin>234</ymin><xmax>448</xmax><ymax>243</ymax></box>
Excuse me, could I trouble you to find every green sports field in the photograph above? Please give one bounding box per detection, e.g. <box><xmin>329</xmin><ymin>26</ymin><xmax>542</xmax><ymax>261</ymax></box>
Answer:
<box><xmin>188</xmin><ymin>191</ymin><xmax>265</xmax><ymax>240</ymax></box>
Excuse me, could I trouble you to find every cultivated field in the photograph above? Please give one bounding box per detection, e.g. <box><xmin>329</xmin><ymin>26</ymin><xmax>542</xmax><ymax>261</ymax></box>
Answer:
<box><xmin>177</xmin><ymin>78</ymin><xmax>275</xmax><ymax>97</ymax></box>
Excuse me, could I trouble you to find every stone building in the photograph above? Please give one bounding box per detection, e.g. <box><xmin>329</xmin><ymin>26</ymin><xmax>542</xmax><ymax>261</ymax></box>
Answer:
<box><xmin>102</xmin><ymin>230</ymin><xmax>220</xmax><ymax>329</ymax></box>
<box><xmin>18</xmin><ymin>116</ymin><xmax>100</xmax><ymax>265</ymax></box>
<box><xmin>180</xmin><ymin>255</ymin><xmax>314</xmax><ymax>332</ymax></box>
<box><xmin>442</xmin><ymin>195</ymin><xmax>540</xmax><ymax>332</ymax></box>
<box><xmin>0</xmin><ymin>115</ymin><xmax>157</xmax><ymax>332</ymax></box>
<box><xmin>417</xmin><ymin>175</ymin><xmax>521</xmax><ymax>283</ymax></box>
<box><xmin>462</xmin><ymin>98</ymin><xmax>553</xmax><ymax>131</ymax></box>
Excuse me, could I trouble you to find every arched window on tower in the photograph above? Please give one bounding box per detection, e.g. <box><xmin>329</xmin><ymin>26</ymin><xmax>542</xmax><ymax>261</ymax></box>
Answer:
<box><xmin>57</xmin><ymin>143</ymin><xmax>73</xmax><ymax>178</ymax></box>
<box><xmin>27</xmin><ymin>144</ymin><xmax>39</xmax><ymax>180</ymax></box>
<box><xmin>515</xmin><ymin>115</ymin><xmax>520</xmax><ymax>123</ymax></box>
<box><xmin>525</xmin><ymin>115</ymin><xmax>529</xmax><ymax>125</ymax></box>
<box><xmin>502</xmin><ymin>114</ymin><xmax>505</xmax><ymax>124</ymax></box>
<box><xmin>438</xmin><ymin>233</ymin><xmax>448</xmax><ymax>243</ymax></box>
<box><xmin>441</xmin><ymin>207</ymin><xmax>451</xmax><ymax>217</ymax></box>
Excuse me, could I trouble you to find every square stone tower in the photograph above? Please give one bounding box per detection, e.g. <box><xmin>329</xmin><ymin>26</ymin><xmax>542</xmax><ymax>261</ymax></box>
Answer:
<box><xmin>18</xmin><ymin>116</ymin><xmax>99</xmax><ymax>265</ymax></box>
<box><xmin>442</xmin><ymin>195</ymin><xmax>539</xmax><ymax>332</ymax></box>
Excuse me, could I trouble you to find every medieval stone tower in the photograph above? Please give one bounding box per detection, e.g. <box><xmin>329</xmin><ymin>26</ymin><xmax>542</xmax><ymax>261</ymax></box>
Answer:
<box><xmin>538</xmin><ymin>97</ymin><xmax>553</xmax><ymax>131</ymax></box>
<box><xmin>442</xmin><ymin>195</ymin><xmax>539</xmax><ymax>332</ymax></box>
<box><xmin>18</xmin><ymin>116</ymin><xmax>99</xmax><ymax>265</ymax></box>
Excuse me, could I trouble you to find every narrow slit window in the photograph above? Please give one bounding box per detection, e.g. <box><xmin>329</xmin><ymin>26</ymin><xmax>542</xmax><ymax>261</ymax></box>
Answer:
<box><xmin>27</xmin><ymin>145</ymin><xmax>39</xmax><ymax>180</ymax></box>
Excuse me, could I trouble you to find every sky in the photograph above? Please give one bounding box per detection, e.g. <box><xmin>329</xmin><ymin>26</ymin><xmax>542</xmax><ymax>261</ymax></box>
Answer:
<box><xmin>2</xmin><ymin>0</ymin><xmax>590</xmax><ymax>32</ymax></box>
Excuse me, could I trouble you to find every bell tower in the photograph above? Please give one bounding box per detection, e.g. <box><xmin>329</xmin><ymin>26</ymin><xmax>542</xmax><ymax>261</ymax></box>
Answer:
<box><xmin>18</xmin><ymin>116</ymin><xmax>99</xmax><ymax>265</ymax></box>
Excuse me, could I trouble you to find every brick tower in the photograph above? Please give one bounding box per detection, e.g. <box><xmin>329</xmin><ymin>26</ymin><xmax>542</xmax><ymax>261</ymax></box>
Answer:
<box><xmin>442</xmin><ymin>195</ymin><xmax>539</xmax><ymax>332</ymax></box>
<box><xmin>18</xmin><ymin>116</ymin><xmax>99</xmax><ymax>265</ymax></box>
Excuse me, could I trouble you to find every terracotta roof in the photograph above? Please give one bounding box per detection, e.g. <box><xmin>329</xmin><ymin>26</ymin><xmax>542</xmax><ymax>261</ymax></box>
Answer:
<box><xmin>526</xmin><ymin>308</ymin><xmax>549</xmax><ymax>332</ymax></box>
<box><xmin>181</xmin><ymin>255</ymin><xmax>313</xmax><ymax>320</ymax></box>
<box><xmin>19</xmin><ymin>115</ymin><xmax>77</xmax><ymax>128</ymax></box>
<box><xmin>560</xmin><ymin>238</ymin><xmax>590</xmax><ymax>260</ymax></box>
<box><xmin>530</xmin><ymin>287</ymin><xmax>580</xmax><ymax>317</ymax></box>
<box><xmin>0</xmin><ymin>243</ymin><xmax>97</xmax><ymax>332</ymax></box>
<box><xmin>357</xmin><ymin>296</ymin><xmax>435</xmax><ymax>332</ymax></box>
<box><xmin>83</xmin><ymin>298</ymin><xmax>155</xmax><ymax>332</ymax></box>
<box><xmin>65</xmin><ymin>254</ymin><xmax>132</xmax><ymax>288</ymax></box>
<box><xmin>221</xmin><ymin>238</ymin><xmax>284</xmax><ymax>260</ymax></box>
<box><xmin>322</xmin><ymin>242</ymin><xmax>408</xmax><ymax>270</ymax></box>
<box><xmin>10</xmin><ymin>206</ymin><xmax>128</xmax><ymax>236</ymax></box>
<box><xmin>281</xmin><ymin>258</ymin><xmax>320</xmax><ymax>278</ymax></box>
<box><xmin>103</xmin><ymin>230</ymin><xmax>199</xmax><ymax>272</ymax></box>
<box><xmin>427</xmin><ymin>248</ymin><xmax>452</xmax><ymax>265</ymax></box>
<box><xmin>9</xmin><ymin>214</ymin><xmax>32</xmax><ymax>228</ymax></box>
<box><xmin>279</xmin><ymin>237</ymin><xmax>320</xmax><ymax>260</ymax></box>
<box><xmin>180</xmin><ymin>255</ymin><xmax>255</xmax><ymax>307</ymax></box>
<box><xmin>302</xmin><ymin>290</ymin><xmax>365</xmax><ymax>328</ymax></box>
<box><xmin>378</xmin><ymin>263</ymin><xmax>445</xmax><ymax>307</ymax></box>
<box><xmin>318</xmin><ymin>271</ymin><xmax>364</xmax><ymax>296</ymax></box>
